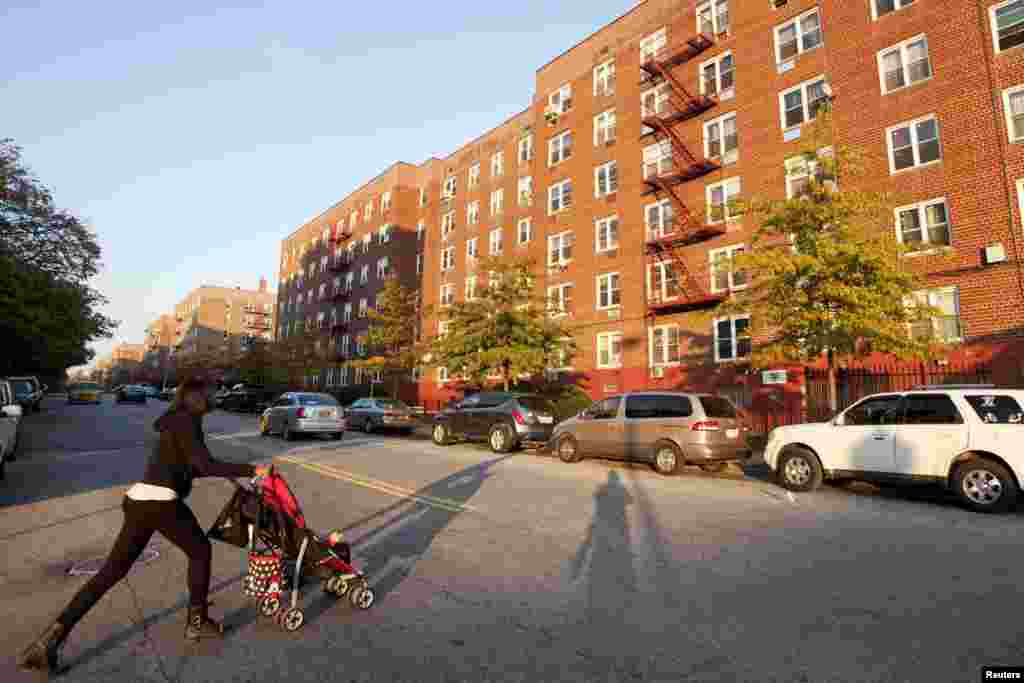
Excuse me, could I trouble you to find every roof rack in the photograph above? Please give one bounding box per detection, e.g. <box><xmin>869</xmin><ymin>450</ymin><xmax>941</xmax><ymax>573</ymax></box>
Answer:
<box><xmin>911</xmin><ymin>384</ymin><xmax>995</xmax><ymax>390</ymax></box>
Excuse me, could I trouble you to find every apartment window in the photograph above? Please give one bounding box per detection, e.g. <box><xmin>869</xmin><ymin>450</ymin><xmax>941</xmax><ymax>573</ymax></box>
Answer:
<box><xmin>468</xmin><ymin>163</ymin><xmax>480</xmax><ymax>189</ymax></box>
<box><xmin>518</xmin><ymin>176</ymin><xmax>533</xmax><ymax>207</ymax></box>
<box><xmin>356</xmin><ymin>339</ymin><xmax>366</xmax><ymax>356</ymax></box>
<box><xmin>490</xmin><ymin>188</ymin><xmax>504</xmax><ymax>216</ymax></box>
<box><xmin>438</xmin><ymin>366</ymin><xmax>450</xmax><ymax>383</ymax></box>
<box><xmin>442</xmin><ymin>211</ymin><xmax>456</xmax><ymax>239</ymax></box>
<box><xmin>704</xmin><ymin>112</ymin><xmax>738</xmax><ymax>164</ymax></box>
<box><xmin>649</xmin><ymin>260</ymin><xmax>680</xmax><ymax>303</ymax></box>
<box><xmin>381</xmin><ymin>192</ymin><xmax>391</xmax><ymax>211</ymax></box>
<box><xmin>594</xmin><ymin>59</ymin><xmax>616</xmax><ymax>96</ymax></box>
<box><xmin>640</xmin><ymin>27</ymin><xmax>667</xmax><ymax>64</ymax></box>
<box><xmin>443</xmin><ymin>175</ymin><xmax>457</xmax><ymax>199</ymax></box>
<box><xmin>488</xmin><ymin>228</ymin><xmax>503</xmax><ymax>256</ymax></box>
<box><xmin>549</xmin><ymin>131</ymin><xmax>573</xmax><ymax>166</ymax></box>
<box><xmin>548</xmin><ymin>179</ymin><xmax>573</xmax><ymax>214</ymax></box>
<box><xmin>595</xmin><ymin>161</ymin><xmax>619</xmax><ymax>198</ymax></box>
<box><xmin>440</xmin><ymin>284</ymin><xmax>455</xmax><ymax>306</ymax></box>
<box><xmin>548</xmin><ymin>83</ymin><xmax>573</xmax><ymax>114</ymax></box>
<box><xmin>700</xmin><ymin>52</ymin><xmax>735</xmax><ymax>99</ymax></box>
<box><xmin>593</xmin><ymin>109</ymin><xmax>617</xmax><ymax>147</ymax></box>
<box><xmin>358</xmin><ymin>298</ymin><xmax>368</xmax><ymax>318</ymax></box>
<box><xmin>595</xmin><ymin>216</ymin><xmax>620</xmax><ymax>253</ymax></box>
<box><xmin>362</xmin><ymin>233</ymin><xmax>371</xmax><ymax>253</ymax></box>
<box><xmin>548</xmin><ymin>231</ymin><xmax>574</xmax><ymax>266</ymax></box>
<box><xmin>467</xmin><ymin>237</ymin><xmax>479</xmax><ymax>260</ymax></box>
<box><xmin>873</xmin><ymin>0</ymin><xmax>915</xmax><ymax>20</ymax></box>
<box><xmin>418</xmin><ymin>187</ymin><xmax>428</xmax><ymax>207</ymax></box>
<box><xmin>548</xmin><ymin>283</ymin><xmax>574</xmax><ymax>317</ymax></box>
<box><xmin>909</xmin><ymin>287</ymin><xmax>961</xmax><ymax>342</ymax></box>
<box><xmin>641</xmin><ymin>83</ymin><xmax>671</xmax><ymax>124</ymax></box>
<box><xmin>416</xmin><ymin>253</ymin><xmax>422</xmax><ymax>275</ymax></box>
<box><xmin>378</xmin><ymin>225</ymin><xmax>392</xmax><ymax>244</ymax></box>
<box><xmin>438</xmin><ymin>320</ymin><xmax>450</xmax><ymax>338</ymax></box>
<box><xmin>517</xmin><ymin>218</ymin><xmax>532</xmax><ymax>245</ymax></box>
<box><xmin>643</xmin><ymin>140</ymin><xmax>673</xmax><ymax>179</ymax></box>
<box><xmin>364</xmin><ymin>202</ymin><xmax>373</xmax><ymax>220</ymax></box>
<box><xmin>345</xmin><ymin>272</ymin><xmax>354</xmax><ymax>291</ymax></box>
<box><xmin>341</xmin><ymin>333</ymin><xmax>351</xmax><ymax>355</ymax></box>
<box><xmin>597</xmin><ymin>273</ymin><xmax>621</xmax><ymax>310</ymax></box>
<box><xmin>706</xmin><ymin>177</ymin><xmax>741</xmax><ymax>224</ymax></box>
<box><xmin>416</xmin><ymin>220</ymin><xmax>425</xmax><ymax>241</ymax></box>
<box><xmin>896</xmin><ymin>198</ymin><xmax>951</xmax><ymax>250</ymax></box>
<box><xmin>715</xmin><ymin>316</ymin><xmax>752</xmax><ymax>362</ymax></box>
<box><xmin>597</xmin><ymin>332</ymin><xmax>624</xmax><ymax>369</ymax></box>
<box><xmin>991</xmin><ymin>0</ymin><xmax>1024</xmax><ymax>53</ymax></box>
<box><xmin>879</xmin><ymin>35</ymin><xmax>931</xmax><ymax>93</ymax></box>
<box><xmin>645</xmin><ymin>199</ymin><xmax>675</xmax><ymax>240</ymax></box>
<box><xmin>360</xmin><ymin>265</ymin><xmax>370</xmax><ymax>285</ymax></box>
<box><xmin>779</xmin><ymin>77</ymin><xmax>828</xmax><ymax>130</ymax></box>
<box><xmin>785</xmin><ymin>147</ymin><xmax>833</xmax><ymax>198</ymax></box>
<box><xmin>887</xmin><ymin>115</ymin><xmax>941</xmax><ymax>173</ymax></box>
<box><xmin>467</xmin><ymin>201</ymin><xmax>480</xmax><ymax>225</ymax></box>
<box><xmin>488</xmin><ymin>270</ymin><xmax>500</xmax><ymax>290</ymax></box>
<box><xmin>1004</xmin><ymin>85</ymin><xmax>1024</xmax><ymax>142</ymax></box>
<box><xmin>651</xmin><ymin>325</ymin><xmax>681</xmax><ymax>366</ymax></box>
<box><xmin>697</xmin><ymin>0</ymin><xmax>730</xmax><ymax>36</ymax></box>
<box><xmin>519</xmin><ymin>134</ymin><xmax>533</xmax><ymax>163</ymax></box>
<box><xmin>376</xmin><ymin>257</ymin><xmax>390</xmax><ymax>280</ymax></box>
<box><xmin>348</xmin><ymin>243</ymin><xmax>357</xmax><ymax>262</ymax></box>
<box><xmin>710</xmin><ymin>245</ymin><xmax>748</xmax><ymax>293</ymax></box>
<box><xmin>318</xmin><ymin>283</ymin><xmax>327</xmax><ymax>300</ymax></box>
<box><xmin>441</xmin><ymin>246</ymin><xmax>455</xmax><ymax>271</ymax></box>
<box><xmin>465</xmin><ymin>276</ymin><xmax>477</xmax><ymax>302</ymax></box>
<box><xmin>775</xmin><ymin>8</ymin><xmax>823</xmax><ymax>63</ymax></box>
<box><xmin>491</xmin><ymin>151</ymin><xmax>504</xmax><ymax>178</ymax></box>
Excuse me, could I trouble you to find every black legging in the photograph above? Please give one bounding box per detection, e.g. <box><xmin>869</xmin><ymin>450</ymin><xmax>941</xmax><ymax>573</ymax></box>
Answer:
<box><xmin>58</xmin><ymin>497</ymin><xmax>211</xmax><ymax>632</ymax></box>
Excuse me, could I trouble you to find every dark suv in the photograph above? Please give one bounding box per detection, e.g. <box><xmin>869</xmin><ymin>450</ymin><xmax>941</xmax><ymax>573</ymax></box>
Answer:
<box><xmin>431</xmin><ymin>392</ymin><xmax>557</xmax><ymax>453</ymax></box>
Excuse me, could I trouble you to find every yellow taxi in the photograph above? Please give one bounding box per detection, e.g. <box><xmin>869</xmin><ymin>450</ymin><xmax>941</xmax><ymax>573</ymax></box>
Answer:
<box><xmin>67</xmin><ymin>382</ymin><xmax>102</xmax><ymax>405</ymax></box>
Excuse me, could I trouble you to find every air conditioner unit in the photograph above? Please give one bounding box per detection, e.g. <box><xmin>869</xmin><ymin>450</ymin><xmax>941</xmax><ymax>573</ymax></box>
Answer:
<box><xmin>985</xmin><ymin>243</ymin><xmax>1008</xmax><ymax>265</ymax></box>
<box><xmin>651</xmin><ymin>366</ymin><xmax>665</xmax><ymax>378</ymax></box>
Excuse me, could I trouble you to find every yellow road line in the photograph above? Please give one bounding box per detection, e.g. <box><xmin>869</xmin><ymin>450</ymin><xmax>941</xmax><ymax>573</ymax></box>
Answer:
<box><xmin>275</xmin><ymin>455</ymin><xmax>477</xmax><ymax>514</ymax></box>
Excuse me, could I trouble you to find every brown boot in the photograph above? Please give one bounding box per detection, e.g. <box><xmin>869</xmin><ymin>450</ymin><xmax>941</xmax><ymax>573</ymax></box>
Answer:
<box><xmin>17</xmin><ymin>622</ymin><xmax>67</xmax><ymax>673</ymax></box>
<box><xmin>184</xmin><ymin>606</ymin><xmax>224</xmax><ymax>641</ymax></box>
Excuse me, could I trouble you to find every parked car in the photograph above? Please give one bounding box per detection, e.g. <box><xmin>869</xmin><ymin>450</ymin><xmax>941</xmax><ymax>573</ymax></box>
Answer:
<box><xmin>7</xmin><ymin>376</ymin><xmax>46</xmax><ymax>413</ymax></box>
<box><xmin>0</xmin><ymin>379</ymin><xmax>23</xmax><ymax>479</ymax></box>
<box><xmin>116</xmin><ymin>385</ymin><xmax>147</xmax><ymax>404</ymax></box>
<box><xmin>345</xmin><ymin>398</ymin><xmax>417</xmax><ymax>434</ymax></box>
<box><xmin>222</xmin><ymin>384</ymin><xmax>281</xmax><ymax>413</ymax></box>
<box><xmin>67</xmin><ymin>382</ymin><xmax>103</xmax><ymax>405</ymax></box>
<box><xmin>259</xmin><ymin>392</ymin><xmax>346</xmax><ymax>441</ymax></box>
<box><xmin>211</xmin><ymin>387</ymin><xmax>232</xmax><ymax>408</ymax></box>
<box><xmin>141</xmin><ymin>385</ymin><xmax>160</xmax><ymax>399</ymax></box>
<box><xmin>159</xmin><ymin>386</ymin><xmax>177</xmax><ymax>401</ymax></box>
<box><xmin>431</xmin><ymin>392</ymin><xmax>557</xmax><ymax>453</ymax></box>
<box><xmin>765</xmin><ymin>386</ymin><xmax>1024</xmax><ymax>513</ymax></box>
<box><xmin>548</xmin><ymin>392</ymin><xmax>751</xmax><ymax>475</ymax></box>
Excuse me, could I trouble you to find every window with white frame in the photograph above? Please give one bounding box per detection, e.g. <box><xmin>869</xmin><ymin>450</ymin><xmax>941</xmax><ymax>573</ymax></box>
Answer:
<box><xmin>706</xmin><ymin>177</ymin><xmax>741</xmax><ymax>224</ymax></box>
<box><xmin>438</xmin><ymin>320</ymin><xmax>450</xmax><ymax>338</ymax></box>
<box><xmin>416</xmin><ymin>220</ymin><xmax>425</xmax><ymax>241</ymax></box>
<box><xmin>697</xmin><ymin>0</ymin><xmax>730</xmax><ymax>36</ymax></box>
<box><xmin>878</xmin><ymin>35</ymin><xmax>931</xmax><ymax>94</ymax></box>
<box><xmin>779</xmin><ymin>77</ymin><xmax>828</xmax><ymax>129</ymax></box>
<box><xmin>643</xmin><ymin>140</ymin><xmax>673</xmax><ymax>179</ymax></box>
<box><xmin>468</xmin><ymin>163</ymin><xmax>480</xmax><ymax>189</ymax></box>
<box><xmin>873</xmin><ymin>0</ymin><xmax>915</xmax><ymax>20</ymax></box>
<box><xmin>491</xmin><ymin>151</ymin><xmax>504</xmax><ymax>178</ymax></box>
<box><xmin>441</xmin><ymin>246</ymin><xmax>455</xmax><ymax>271</ymax></box>
<box><xmin>353</xmin><ymin>367</ymin><xmax>364</xmax><ymax>385</ymax></box>
<box><xmin>440</xmin><ymin>284</ymin><xmax>454</xmax><ymax>306</ymax></box>
<box><xmin>519</xmin><ymin>134</ymin><xmax>533</xmax><ymax>163</ymax></box>
<box><xmin>378</xmin><ymin>225</ymin><xmax>392</xmax><ymax>244</ymax></box>
<box><xmin>704</xmin><ymin>112</ymin><xmax>738</xmax><ymax>164</ymax></box>
<box><xmin>775</xmin><ymin>8</ymin><xmax>822</xmax><ymax>63</ymax></box>
<box><xmin>595</xmin><ymin>161</ymin><xmax>619</xmax><ymax>198</ymax></box>
<box><xmin>345</xmin><ymin>271</ymin><xmax>355</xmax><ymax>291</ymax></box>
<box><xmin>549</xmin><ymin>131</ymin><xmax>573</xmax><ymax>166</ymax></box>
<box><xmin>909</xmin><ymin>287</ymin><xmax>961</xmax><ymax>342</ymax></box>
<box><xmin>443</xmin><ymin>175</ymin><xmax>457</xmax><ymax>199</ymax></box>
<box><xmin>640</xmin><ymin>27</ymin><xmax>667</xmax><ymax>64</ymax></box>
<box><xmin>376</xmin><ymin>256</ymin><xmax>390</xmax><ymax>280</ymax></box>
<box><xmin>347</xmin><ymin>243</ymin><xmax>357</xmax><ymax>262</ymax></box>
<box><xmin>381</xmin><ymin>191</ymin><xmax>391</xmax><ymax>211</ymax></box>
<box><xmin>416</xmin><ymin>253</ymin><xmax>422</xmax><ymax>275</ymax></box>
<box><xmin>594</xmin><ymin>59</ymin><xmax>616</xmax><ymax>96</ymax></box>
<box><xmin>649</xmin><ymin>260</ymin><xmax>680</xmax><ymax>304</ymax></box>
<box><xmin>887</xmin><ymin>115</ymin><xmax>941</xmax><ymax>173</ymax></box>
<box><xmin>437</xmin><ymin>366</ymin><xmax>450</xmax><ymax>383</ymax></box>
<box><xmin>641</xmin><ymin>83</ymin><xmax>671</xmax><ymax>124</ymax></box>
<box><xmin>467</xmin><ymin>200</ymin><xmax>480</xmax><ymax>225</ymax></box>
<box><xmin>488</xmin><ymin>270</ymin><xmax>500</xmax><ymax>290</ymax></box>
<box><xmin>597</xmin><ymin>331</ymin><xmax>624</xmax><ymax>368</ymax></box>
<box><xmin>318</xmin><ymin>283</ymin><xmax>327</xmax><ymax>301</ymax></box>
<box><xmin>490</xmin><ymin>188</ymin><xmax>504</xmax><ymax>216</ymax></box>
<box><xmin>489</xmin><ymin>228</ymin><xmax>503</xmax><ymax>255</ymax></box>
<box><xmin>358</xmin><ymin>298</ymin><xmax>368</xmax><ymax>318</ymax></box>
<box><xmin>896</xmin><ymin>198</ymin><xmax>951</xmax><ymax>250</ymax></box>
<box><xmin>465</xmin><ymin>276</ymin><xmax>477</xmax><ymax>301</ymax></box>
<box><xmin>715</xmin><ymin>316</ymin><xmax>751</xmax><ymax>362</ymax></box>
<box><xmin>362</xmin><ymin>233</ymin><xmax>372</xmax><ymax>253</ymax></box>
<box><xmin>595</xmin><ymin>215</ymin><xmax>619</xmax><ymax>252</ymax></box>
<box><xmin>991</xmin><ymin>0</ymin><xmax>1024</xmax><ymax>53</ymax></box>
<box><xmin>548</xmin><ymin>83</ymin><xmax>573</xmax><ymax>114</ymax></box>
<box><xmin>548</xmin><ymin>179</ymin><xmax>573</xmax><ymax>214</ymax></box>
<box><xmin>516</xmin><ymin>218</ymin><xmax>533</xmax><ymax>245</ymax></box>
<box><xmin>597</xmin><ymin>273</ymin><xmax>621</xmax><ymax>309</ymax></box>
<box><xmin>467</xmin><ymin>237</ymin><xmax>478</xmax><ymax>260</ymax></box>
<box><xmin>418</xmin><ymin>187</ymin><xmax>428</xmax><ymax>207</ymax></box>
<box><xmin>518</xmin><ymin>176</ymin><xmax>533</xmax><ymax>207</ymax></box>
<box><xmin>650</xmin><ymin>325</ymin><xmax>681</xmax><ymax>366</ymax></box>
<box><xmin>548</xmin><ymin>231</ymin><xmax>574</xmax><ymax>266</ymax></box>
<box><xmin>350</xmin><ymin>210</ymin><xmax>358</xmax><ymax>228</ymax></box>
<box><xmin>317</xmin><ymin>311</ymin><xmax>326</xmax><ymax>329</ymax></box>
<box><xmin>710</xmin><ymin>245</ymin><xmax>748</xmax><ymax>293</ymax></box>
<box><xmin>700</xmin><ymin>51</ymin><xmax>735</xmax><ymax>99</ymax></box>
<box><xmin>784</xmin><ymin>146</ymin><xmax>833</xmax><ymax>198</ymax></box>
<box><xmin>645</xmin><ymin>199</ymin><xmax>675</xmax><ymax>240</ymax></box>
<box><xmin>594</xmin><ymin>110</ymin><xmax>617</xmax><ymax>147</ymax></box>
<box><xmin>356</xmin><ymin>338</ymin><xmax>366</xmax><ymax>356</ymax></box>
<box><xmin>360</xmin><ymin>264</ymin><xmax>370</xmax><ymax>285</ymax></box>
<box><xmin>1004</xmin><ymin>85</ymin><xmax>1024</xmax><ymax>142</ymax></box>
<box><xmin>442</xmin><ymin>211</ymin><xmax>455</xmax><ymax>239</ymax></box>
<box><xmin>339</xmin><ymin>365</ymin><xmax>350</xmax><ymax>385</ymax></box>
<box><xmin>548</xmin><ymin>283</ymin><xmax>574</xmax><ymax>317</ymax></box>
<box><xmin>364</xmin><ymin>202</ymin><xmax>373</xmax><ymax>220</ymax></box>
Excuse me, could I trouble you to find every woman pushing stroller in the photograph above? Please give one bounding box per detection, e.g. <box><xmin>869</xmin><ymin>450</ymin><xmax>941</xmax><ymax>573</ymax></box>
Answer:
<box><xmin>18</xmin><ymin>378</ymin><xmax>271</xmax><ymax>674</ymax></box>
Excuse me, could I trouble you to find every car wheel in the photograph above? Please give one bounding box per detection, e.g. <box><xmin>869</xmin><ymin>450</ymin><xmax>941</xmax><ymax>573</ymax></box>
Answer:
<box><xmin>332</xmin><ymin>432</ymin><xmax>343</xmax><ymax>441</ymax></box>
<box><xmin>652</xmin><ymin>441</ymin><xmax>681</xmax><ymax>476</ymax></box>
<box><xmin>259</xmin><ymin>415</ymin><xmax>270</xmax><ymax>437</ymax></box>
<box><xmin>283</xmin><ymin>424</ymin><xmax>295</xmax><ymax>442</ymax></box>
<box><xmin>777</xmin><ymin>446</ymin><xmax>823</xmax><ymax>492</ymax></box>
<box><xmin>699</xmin><ymin>462</ymin><xmax>729</xmax><ymax>474</ymax></box>
<box><xmin>489</xmin><ymin>425</ymin><xmax>515</xmax><ymax>454</ymax></box>
<box><xmin>363</xmin><ymin>418</ymin><xmax>374</xmax><ymax>434</ymax></box>
<box><xmin>432</xmin><ymin>423</ymin><xmax>451</xmax><ymax>446</ymax></box>
<box><xmin>557</xmin><ymin>435</ymin><xmax>580</xmax><ymax>464</ymax></box>
<box><xmin>954</xmin><ymin>458</ymin><xmax>1018</xmax><ymax>514</ymax></box>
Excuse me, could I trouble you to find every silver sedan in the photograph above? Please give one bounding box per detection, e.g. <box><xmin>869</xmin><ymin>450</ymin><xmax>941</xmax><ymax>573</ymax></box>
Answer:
<box><xmin>344</xmin><ymin>398</ymin><xmax>417</xmax><ymax>434</ymax></box>
<box><xmin>259</xmin><ymin>392</ymin><xmax>346</xmax><ymax>441</ymax></box>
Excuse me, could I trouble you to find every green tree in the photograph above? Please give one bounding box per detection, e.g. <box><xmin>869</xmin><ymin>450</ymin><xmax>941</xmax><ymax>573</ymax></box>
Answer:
<box><xmin>430</xmin><ymin>256</ymin><xmax>576</xmax><ymax>391</ymax></box>
<box><xmin>349</xmin><ymin>278</ymin><xmax>428</xmax><ymax>398</ymax></box>
<box><xmin>716</xmin><ymin>108</ymin><xmax>938</xmax><ymax>412</ymax></box>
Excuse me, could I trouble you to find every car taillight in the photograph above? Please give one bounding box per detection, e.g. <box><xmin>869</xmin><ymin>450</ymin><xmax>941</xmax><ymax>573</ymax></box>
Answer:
<box><xmin>691</xmin><ymin>420</ymin><xmax>721</xmax><ymax>432</ymax></box>
<box><xmin>512</xmin><ymin>410</ymin><xmax>525</xmax><ymax>425</ymax></box>
<box><xmin>384</xmin><ymin>411</ymin><xmax>397</xmax><ymax>416</ymax></box>
<box><xmin>296</xmin><ymin>407</ymin><xmax>306</xmax><ymax>418</ymax></box>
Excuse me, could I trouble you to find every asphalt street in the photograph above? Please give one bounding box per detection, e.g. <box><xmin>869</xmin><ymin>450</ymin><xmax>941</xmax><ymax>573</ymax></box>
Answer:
<box><xmin>2</xmin><ymin>396</ymin><xmax>1023</xmax><ymax>682</ymax></box>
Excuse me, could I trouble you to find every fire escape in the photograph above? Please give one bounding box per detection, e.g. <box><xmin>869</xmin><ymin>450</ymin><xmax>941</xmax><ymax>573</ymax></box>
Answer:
<box><xmin>639</xmin><ymin>33</ymin><xmax>726</xmax><ymax>315</ymax></box>
<box><xmin>327</xmin><ymin>225</ymin><xmax>353</xmax><ymax>361</ymax></box>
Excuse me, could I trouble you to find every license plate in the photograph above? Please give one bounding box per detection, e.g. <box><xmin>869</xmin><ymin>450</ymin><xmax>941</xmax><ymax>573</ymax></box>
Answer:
<box><xmin>538</xmin><ymin>415</ymin><xmax>554</xmax><ymax>424</ymax></box>
<box><xmin>319</xmin><ymin>409</ymin><xmax>332</xmax><ymax>418</ymax></box>
<box><xmin>726</xmin><ymin>428</ymin><xmax>739</xmax><ymax>439</ymax></box>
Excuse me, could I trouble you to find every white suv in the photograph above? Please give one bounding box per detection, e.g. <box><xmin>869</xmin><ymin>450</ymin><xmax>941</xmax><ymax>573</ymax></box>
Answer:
<box><xmin>0</xmin><ymin>379</ymin><xmax>24</xmax><ymax>481</ymax></box>
<box><xmin>764</xmin><ymin>386</ymin><xmax>1024</xmax><ymax>513</ymax></box>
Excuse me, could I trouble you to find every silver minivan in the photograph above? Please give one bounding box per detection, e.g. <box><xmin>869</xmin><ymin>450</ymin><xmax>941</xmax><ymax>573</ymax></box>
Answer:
<box><xmin>548</xmin><ymin>391</ymin><xmax>751</xmax><ymax>475</ymax></box>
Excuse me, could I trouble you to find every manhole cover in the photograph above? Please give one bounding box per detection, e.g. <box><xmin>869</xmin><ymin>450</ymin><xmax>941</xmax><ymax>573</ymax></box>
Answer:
<box><xmin>67</xmin><ymin>546</ymin><xmax>161</xmax><ymax>576</ymax></box>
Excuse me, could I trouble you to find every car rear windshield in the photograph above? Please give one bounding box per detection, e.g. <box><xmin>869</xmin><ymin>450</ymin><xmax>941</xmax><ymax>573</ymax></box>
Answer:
<box><xmin>698</xmin><ymin>396</ymin><xmax>737</xmax><ymax>418</ymax></box>
<box><xmin>375</xmin><ymin>399</ymin><xmax>408</xmax><ymax>409</ymax></box>
<box><xmin>11</xmin><ymin>380</ymin><xmax>32</xmax><ymax>395</ymax></box>
<box><xmin>297</xmin><ymin>395</ymin><xmax>339</xmax><ymax>406</ymax></box>
<box><xmin>964</xmin><ymin>395</ymin><xmax>1024</xmax><ymax>424</ymax></box>
<box><xmin>515</xmin><ymin>397</ymin><xmax>555</xmax><ymax>414</ymax></box>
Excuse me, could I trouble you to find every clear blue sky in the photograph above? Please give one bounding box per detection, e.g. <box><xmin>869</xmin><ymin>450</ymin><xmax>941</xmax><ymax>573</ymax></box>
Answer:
<box><xmin>2</xmin><ymin>0</ymin><xmax>636</xmax><ymax>367</ymax></box>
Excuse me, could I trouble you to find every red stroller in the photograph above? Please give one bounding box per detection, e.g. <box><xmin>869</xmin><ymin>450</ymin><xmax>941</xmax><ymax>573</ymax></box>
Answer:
<box><xmin>208</xmin><ymin>469</ymin><xmax>375</xmax><ymax>632</ymax></box>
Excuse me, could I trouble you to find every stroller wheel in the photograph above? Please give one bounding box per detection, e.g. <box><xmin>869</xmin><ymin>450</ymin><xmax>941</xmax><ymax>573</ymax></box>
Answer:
<box><xmin>355</xmin><ymin>586</ymin><xmax>375</xmax><ymax>610</ymax></box>
<box><xmin>259</xmin><ymin>595</ymin><xmax>281</xmax><ymax>617</ymax></box>
<box><xmin>282</xmin><ymin>607</ymin><xmax>304</xmax><ymax>632</ymax></box>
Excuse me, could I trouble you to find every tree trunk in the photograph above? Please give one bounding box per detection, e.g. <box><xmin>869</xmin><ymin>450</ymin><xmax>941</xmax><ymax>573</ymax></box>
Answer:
<box><xmin>827</xmin><ymin>348</ymin><xmax>838</xmax><ymax>415</ymax></box>
<box><xmin>502</xmin><ymin>362</ymin><xmax>510</xmax><ymax>392</ymax></box>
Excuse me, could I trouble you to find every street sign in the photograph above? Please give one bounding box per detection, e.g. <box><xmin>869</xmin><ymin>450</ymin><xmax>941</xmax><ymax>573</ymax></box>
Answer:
<box><xmin>762</xmin><ymin>369</ymin><xmax>788</xmax><ymax>385</ymax></box>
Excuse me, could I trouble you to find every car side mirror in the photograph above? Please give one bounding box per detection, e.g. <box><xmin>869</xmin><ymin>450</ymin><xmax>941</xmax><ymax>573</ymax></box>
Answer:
<box><xmin>2</xmin><ymin>404</ymin><xmax>23</xmax><ymax>418</ymax></box>
<box><xmin>832</xmin><ymin>414</ymin><xmax>844</xmax><ymax>426</ymax></box>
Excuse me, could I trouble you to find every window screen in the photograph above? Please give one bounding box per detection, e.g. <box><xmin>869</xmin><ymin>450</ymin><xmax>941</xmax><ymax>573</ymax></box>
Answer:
<box><xmin>902</xmin><ymin>394</ymin><xmax>962</xmax><ymax>425</ymax></box>
<box><xmin>964</xmin><ymin>395</ymin><xmax>1024</xmax><ymax>424</ymax></box>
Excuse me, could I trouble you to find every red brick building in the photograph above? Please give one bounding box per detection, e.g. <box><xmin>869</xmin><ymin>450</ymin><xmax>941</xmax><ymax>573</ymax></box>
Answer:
<box><xmin>280</xmin><ymin>0</ymin><xmax>1024</xmax><ymax>418</ymax></box>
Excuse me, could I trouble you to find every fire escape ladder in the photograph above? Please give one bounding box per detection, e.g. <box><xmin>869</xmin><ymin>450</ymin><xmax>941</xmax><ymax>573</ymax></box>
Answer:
<box><xmin>647</xmin><ymin>240</ymin><xmax>725</xmax><ymax>315</ymax></box>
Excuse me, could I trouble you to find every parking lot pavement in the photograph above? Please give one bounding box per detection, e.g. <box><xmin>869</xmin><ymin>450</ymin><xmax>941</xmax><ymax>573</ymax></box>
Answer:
<box><xmin>4</xmin><ymin>398</ymin><xmax>1024</xmax><ymax>682</ymax></box>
